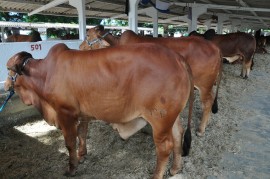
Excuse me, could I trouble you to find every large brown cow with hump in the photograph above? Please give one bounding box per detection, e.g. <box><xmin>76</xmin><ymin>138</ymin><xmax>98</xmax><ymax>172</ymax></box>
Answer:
<box><xmin>4</xmin><ymin>43</ymin><xmax>194</xmax><ymax>179</ymax></box>
<box><xmin>80</xmin><ymin>25</ymin><xmax>222</xmax><ymax>137</ymax></box>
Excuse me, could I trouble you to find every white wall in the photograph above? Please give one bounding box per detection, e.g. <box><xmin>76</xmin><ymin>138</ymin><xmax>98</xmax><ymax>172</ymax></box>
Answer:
<box><xmin>0</xmin><ymin>40</ymin><xmax>83</xmax><ymax>94</ymax></box>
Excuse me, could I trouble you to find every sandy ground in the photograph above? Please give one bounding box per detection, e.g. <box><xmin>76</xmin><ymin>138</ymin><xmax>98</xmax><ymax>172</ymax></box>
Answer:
<box><xmin>0</xmin><ymin>46</ymin><xmax>269</xmax><ymax>179</ymax></box>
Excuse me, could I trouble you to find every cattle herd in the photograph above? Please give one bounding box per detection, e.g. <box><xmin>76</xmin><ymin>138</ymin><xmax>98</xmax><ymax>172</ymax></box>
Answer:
<box><xmin>3</xmin><ymin>26</ymin><xmax>261</xmax><ymax>179</ymax></box>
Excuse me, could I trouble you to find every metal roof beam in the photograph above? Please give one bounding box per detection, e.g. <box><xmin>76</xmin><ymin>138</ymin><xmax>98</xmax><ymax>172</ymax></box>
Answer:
<box><xmin>199</xmin><ymin>0</ymin><xmax>232</xmax><ymax>13</ymax></box>
<box><xmin>88</xmin><ymin>0</ymin><xmax>123</xmax><ymax>6</ymax></box>
<box><xmin>173</xmin><ymin>2</ymin><xmax>270</xmax><ymax>12</ymax></box>
<box><xmin>1</xmin><ymin>0</ymin><xmax>46</xmax><ymax>5</ymax></box>
<box><xmin>28</xmin><ymin>0</ymin><xmax>69</xmax><ymax>16</ymax></box>
<box><xmin>236</xmin><ymin>0</ymin><xmax>267</xmax><ymax>27</ymax></box>
<box><xmin>217</xmin><ymin>13</ymin><xmax>269</xmax><ymax>21</ymax></box>
<box><xmin>112</xmin><ymin>7</ymin><xmax>153</xmax><ymax>19</ymax></box>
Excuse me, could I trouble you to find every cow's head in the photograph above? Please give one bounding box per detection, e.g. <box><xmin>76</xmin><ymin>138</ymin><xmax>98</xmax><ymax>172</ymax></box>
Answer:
<box><xmin>79</xmin><ymin>25</ymin><xmax>110</xmax><ymax>51</ymax></box>
<box><xmin>4</xmin><ymin>51</ymin><xmax>32</xmax><ymax>92</ymax></box>
<box><xmin>7</xmin><ymin>51</ymin><xmax>33</xmax><ymax>75</ymax></box>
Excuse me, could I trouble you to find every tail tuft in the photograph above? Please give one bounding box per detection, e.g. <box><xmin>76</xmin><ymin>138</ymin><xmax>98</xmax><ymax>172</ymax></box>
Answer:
<box><xmin>211</xmin><ymin>96</ymin><xmax>218</xmax><ymax>114</ymax></box>
<box><xmin>182</xmin><ymin>128</ymin><xmax>192</xmax><ymax>156</ymax></box>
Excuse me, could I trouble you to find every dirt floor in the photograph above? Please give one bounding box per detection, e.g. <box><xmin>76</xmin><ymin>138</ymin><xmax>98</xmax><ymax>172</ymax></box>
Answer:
<box><xmin>0</xmin><ymin>46</ymin><xmax>269</xmax><ymax>179</ymax></box>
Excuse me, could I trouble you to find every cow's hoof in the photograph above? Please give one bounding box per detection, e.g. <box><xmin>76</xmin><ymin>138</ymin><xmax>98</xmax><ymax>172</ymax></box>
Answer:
<box><xmin>64</xmin><ymin>167</ymin><xmax>77</xmax><ymax>177</ymax></box>
<box><xmin>169</xmin><ymin>167</ymin><xmax>180</xmax><ymax>176</ymax></box>
<box><xmin>196</xmin><ymin>131</ymin><xmax>205</xmax><ymax>137</ymax></box>
<box><xmin>78</xmin><ymin>156</ymin><xmax>86</xmax><ymax>164</ymax></box>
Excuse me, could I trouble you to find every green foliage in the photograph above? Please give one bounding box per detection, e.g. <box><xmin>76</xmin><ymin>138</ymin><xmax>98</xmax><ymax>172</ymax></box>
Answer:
<box><xmin>101</xmin><ymin>18</ymin><xmax>128</xmax><ymax>26</ymax></box>
<box><xmin>86</xmin><ymin>18</ymin><xmax>102</xmax><ymax>25</ymax></box>
<box><xmin>138</xmin><ymin>22</ymin><xmax>152</xmax><ymax>28</ymax></box>
<box><xmin>28</xmin><ymin>14</ymin><xmax>82</xmax><ymax>24</ymax></box>
<box><xmin>0</xmin><ymin>12</ymin><xmax>104</xmax><ymax>26</ymax></box>
<box><xmin>0</xmin><ymin>12</ymin><xmax>24</xmax><ymax>22</ymax></box>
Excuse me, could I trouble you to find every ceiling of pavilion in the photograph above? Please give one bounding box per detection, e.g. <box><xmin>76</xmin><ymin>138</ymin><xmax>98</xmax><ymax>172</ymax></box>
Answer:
<box><xmin>0</xmin><ymin>0</ymin><xmax>269</xmax><ymax>29</ymax></box>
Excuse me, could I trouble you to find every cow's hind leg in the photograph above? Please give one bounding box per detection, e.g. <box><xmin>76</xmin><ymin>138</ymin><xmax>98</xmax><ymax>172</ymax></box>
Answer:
<box><xmin>197</xmin><ymin>88</ymin><xmax>214</xmax><ymax>136</ymax></box>
<box><xmin>169</xmin><ymin>117</ymin><xmax>184</xmax><ymax>175</ymax></box>
<box><xmin>77</xmin><ymin>117</ymin><xmax>89</xmax><ymax>163</ymax></box>
<box><xmin>241</xmin><ymin>59</ymin><xmax>253</xmax><ymax>79</ymax></box>
<box><xmin>59</xmin><ymin>116</ymin><xmax>79</xmax><ymax>176</ymax></box>
<box><xmin>151</xmin><ymin>124</ymin><xmax>174</xmax><ymax>179</ymax></box>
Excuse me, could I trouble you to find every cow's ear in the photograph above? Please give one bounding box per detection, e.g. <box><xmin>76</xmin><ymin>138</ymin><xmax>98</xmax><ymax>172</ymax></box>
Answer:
<box><xmin>95</xmin><ymin>25</ymin><xmax>104</xmax><ymax>31</ymax></box>
<box><xmin>19</xmin><ymin>51</ymin><xmax>33</xmax><ymax>60</ymax></box>
<box><xmin>101</xmin><ymin>40</ymin><xmax>111</xmax><ymax>48</ymax></box>
<box><xmin>14</xmin><ymin>63</ymin><xmax>24</xmax><ymax>75</ymax></box>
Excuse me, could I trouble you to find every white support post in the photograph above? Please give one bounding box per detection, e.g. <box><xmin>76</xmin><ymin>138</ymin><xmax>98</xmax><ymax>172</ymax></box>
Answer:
<box><xmin>128</xmin><ymin>0</ymin><xmax>140</xmax><ymax>33</ymax></box>
<box><xmin>204</xmin><ymin>19</ymin><xmax>212</xmax><ymax>30</ymax></box>
<box><xmin>163</xmin><ymin>24</ymin><xmax>168</xmax><ymax>37</ymax></box>
<box><xmin>144</xmin><ymin>7</ymin><xmax>158</xmax><ymax>37</ymax></box>
<box><xmin>217</xmin><ymin>13</ymin><xmax>229</xmax><ymax>34</ymax></box>
<box><xmin>69</xmin><ymin>0</ymin><xmax>86</xmax><ymax>40</ymax></box>
<box><xmin>153</xmin><ymin>13</ymin><xmax>158</xmax><ymax>37</ymax></box>
<box><xmin>1</xmin><ymin>27</ymin><xmax>4</xmax><ymax>42</ymax></box>
<box><xmin>190</xmin><ymin>4</ymin><xmax>207</xmax><ymax>32</ymax></box>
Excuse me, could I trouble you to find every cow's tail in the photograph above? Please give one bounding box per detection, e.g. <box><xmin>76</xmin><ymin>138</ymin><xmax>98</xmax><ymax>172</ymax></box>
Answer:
<box><xmin>211</xmin><ymin>55</ymin><xmax>223</xmax><ymax>114</ymax></box>
<box><xmin>182</xmin><ymin>66</ymin><xmax>194</xmax><ymax>157</ymax></box>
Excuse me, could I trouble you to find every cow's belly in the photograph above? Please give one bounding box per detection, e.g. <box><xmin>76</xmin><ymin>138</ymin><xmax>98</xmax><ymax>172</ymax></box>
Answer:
<box><xmin>110</xmin><ymin>118</ymin><xmax>148</xmax><ymax>140</ymax></box>
<box><xmin>223</xmin><ymin>55</ymin><xmax>241</xmax><ymax>63</ymax></box>
<box><xmin>81</xmin><ymin>103</ymin><xmax>142</xmax><ymax>123</ymax></box>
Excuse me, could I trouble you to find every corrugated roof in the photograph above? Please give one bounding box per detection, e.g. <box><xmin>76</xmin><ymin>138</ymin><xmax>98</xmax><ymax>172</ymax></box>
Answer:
<box><xmin>0</xmin><ymin>0</ymin><xmax>269</xmax><ymax>29</ymax></box>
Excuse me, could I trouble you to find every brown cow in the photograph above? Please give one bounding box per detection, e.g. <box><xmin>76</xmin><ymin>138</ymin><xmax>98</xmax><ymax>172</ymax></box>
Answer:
<box><xmin>193</xmin><ymin>29</ymin><xmax>256</xmax><ymax>78</ymax></box>
<box><xmin>5</xmin><ymin>29</ymin><xmax>42</xmax><ymax>42</ymax></box>
<box><xmin>80</xmin><ymin>25</ymin><xmax>222</xmax><ymax>137</ymax></box>
<box><xmin>255</xmin><ymin>36</ymin><xmax>267</xmax><ymax>54</ymax></box>
<box><xmin>4</xmin><ymin>43</ymin><xmax>194</xmax><ymax>179</ymax></box>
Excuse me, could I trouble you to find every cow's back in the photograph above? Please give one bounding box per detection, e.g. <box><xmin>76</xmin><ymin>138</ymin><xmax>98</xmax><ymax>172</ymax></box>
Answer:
<box><xmin>211</xmin><ymin>32</ymin><xmax>256</xmax><ymax>57</ymax></box>
<box><xmin>138</xmin><ymin>36</ymin><xmax>220</xmax><ymax>84</ymax></box>
<box><xmin>120</xmin><ymin>33</ymin><xmax>220</xmax><ymax>81</ymax></box>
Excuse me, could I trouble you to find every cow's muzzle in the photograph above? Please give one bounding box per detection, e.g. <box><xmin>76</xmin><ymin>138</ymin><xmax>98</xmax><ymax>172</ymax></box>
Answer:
<box><xmin>6</xmin><ymin>73</ymin><xmax>18</xmax><ymax>91</ymax></box>
<box><xmin>4</xmin><ymin>69</ymin><xmax>18</xmax><ymax>92</ymax></box>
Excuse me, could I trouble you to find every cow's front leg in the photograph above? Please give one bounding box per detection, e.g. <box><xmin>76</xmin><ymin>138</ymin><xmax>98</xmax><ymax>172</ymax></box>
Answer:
<box><xmin>59</xmin><ymin>117</ymin><xmax>78</xmax><ymax>176</ymax></box>
<box><xmin>77</xmin><ymin>117</ymin><xmax>89</xmax><ymax>163</ymax></box>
